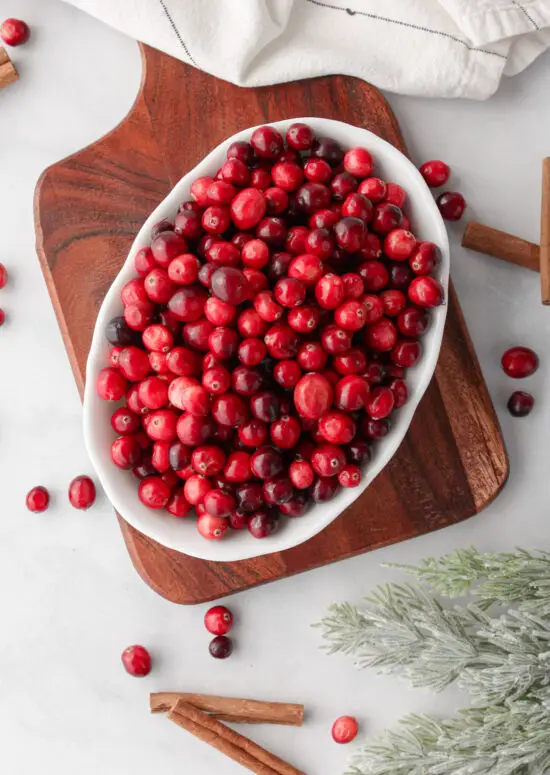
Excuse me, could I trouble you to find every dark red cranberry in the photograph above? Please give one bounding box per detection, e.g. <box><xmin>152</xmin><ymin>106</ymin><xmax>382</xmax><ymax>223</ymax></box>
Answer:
<box><xmin>211</xmin><ymin>267</ymin><xmax>249</xmax><ymax>305</ymax></box>
<box><xmin>264</xmin><ymin>187</ymin><xmax>289</xmax><ymax>214</ymax></box>
<box><xmin>250</xmin><ymin>446</ymin><xmax>284</xmax><ymax>480</ymax></box>
<box><xmin>174</xmin><ymin>208</ymin><xmax>203</xmax><ymax>240</ymax></box>
<box><xmin>204</xmin><ymin>489</ymin><xmax>236</xmax><ymax>518</ymax></box>
<box><xmin>182</xmin><ymin>319</ymin><xmax>214</xmax><ymax>351</ymax></box>
<box><xmin>256</xmin><ymin>216</ymin><xmax>287</xmax><ymax>248</ymax></box>
<box><xmin>209</xmin><ymin>635</ymin><xmax>233</xmax><ymax>658</ymax></box>
<box><xmin>274</xmin><ymin>360</ymin><xmax>302</xmax><ymax>388</ymax></box>
<box><xmin>169</xmin><ymin>441</ymin><xmax>191</xmax><ymax>471</ymax></box>
<box><xmin>243</xmin><ymin>268</ymin><xmax>269</xmax><ymax>296</ymax></box>
<box><xmin>334</xmin><ymin>217</ymin><xmax>367</xmax><ymax>252</ymax></box>
<box><xmin>268</xmin><ymin>251</ymin><xmax>293</xmax><ymax>281</ymax></box>
<box><xmin>167</xmin><ymin>286</ymin><xmax>208</xmax><ymax>322</ymax></box>
<box><xmin>238</xmin><ymin>308</ymin><xmax>269</xmax><ymax>338</ymax></box>
<box><xmin>227</xmin><ymin>140</ymin><xmax>254</xmax><ymax>164</ymax></box>
<box><xmin>361</xmin><ymin>416</ymin><xmax>391</xmax><ymax>440</ymax></box>
<box><xmin>209</xmin><ymin>326</ymin><xmax>239</xmax><ymax>359</ymax></box>
<box><xmin>359</xmin><ymin>261</ymin><xmax>389</xmax><ymax>292</ymax></box>
<box><xmin>388</xmin><ymin>378</ymin><xmax>409</xmax><ymax>408</ymax></box>
<box><xmin>280</xmin><ymin>493</ymin><xmax>310</xmax><ymax>517</ymax></box>
<box><xmin>380</xmin><ymin>289</ymin><xmax>407</xmax><ymax>317</ymax></box>
<box><xmin>248</xmin><ymin>509</ymin><xmax>279</xmax><ymax>538</ymax></box>
<box><xmin>286</xmin><ymin>122</ymin><xmax>315</xmax><ymax>150</ymax></box>
<box><xmin>311</xmin><ymin>137</ymin><xmax>344</xmax><ymax>167</ymax></box>
<box><xmin>251</xmin><ymin>125</ymin><xmax>284</xmax><ymax>159</ymax></box>
<box><xmin>437</xmin><ymin>191</ymin><xmax>466</xmax><ymax>220</ymax></box>
<box><xmin>501</xmin><ymin>346</ymin><xmax>539</xmax><ymax>378</ymax></box>
<box><xmin>311</xmin><ymin>476</ymin><xmax>339</xmax><ymax>502</ymax></box>
<box><xmin>151</xmin><ymin>232</ymin><xmax>188</xmax><ymax>267</ymax></box>
<box><xmin>507</xmin><ymin>391</ymin><xmax>534</xmax><ymax>416</ymax></box>
<box><xmin>106</xmin><ymin>316</ymin><xmax>139</xmax><ymax>346</ymax></box>
<box><xmin>371</xmin><ymin>203</ymin><xmax>403</xmax><ymax>235</ymax></box>
<box><xmin>235</xmin><ymin>482</ymin><xmax>264</xmax><ymax>512</ymax></box>
<box><xmin>251</xmin><ymin>167</ymin><xmax>273</xmax><ymax>190</ymax></box>
<box><xmin>345</xmin><ymin>440</ymin><xmax>372</xmax><ymax>464</ymax></box>
<box><xmin>26</xmin><ymin>486</ymin><xmax>50</xmax><ymax>513</ymax></box>
<box><xmin>250</xmin><ymin>391</ymin><xmax>280</xmax><ymax>422</ymax></box>
<box><xmin>229</xmin><ymin>510</ymin><xmax>249</xmax><ymax>529</ymax></box>
<box><xmin>296</xmin><ymin>183</ymin><xmax>331</xmax><ymax>214</ymax></box>
<box><xmin>285</xmin><ymin>225</ymin><xmax>310</xmax><ymax>255</ymax></box>
<box><xmin>232</xmin><ymin>366</ymin><xmax>263</xmax><ymax>396</ymax></box>
<box><xmin>331</xmin><ymin>172</ymin><xmax>357</xmax><ymax>201</ymax></box>
<box><xmin>263</xmin><ymin>476</ymin><xmax>294</xmax><ymax>505</ymax></box>
<box><xmin>212</xmin><ymin>393</ymin><xmax>249</xmax><ymax>427</ymax></box>
<box><xmin>397</xmin><ymin>307</ymin><xmax>430</xmax><ymax>337</ymax></box>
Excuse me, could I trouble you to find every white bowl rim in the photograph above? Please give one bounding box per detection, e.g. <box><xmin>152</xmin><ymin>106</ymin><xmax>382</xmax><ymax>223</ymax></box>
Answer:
<box><xmin>83</xmin><ymin>116</ymin><xmax>450</xmax><ymax>563</ymax></box>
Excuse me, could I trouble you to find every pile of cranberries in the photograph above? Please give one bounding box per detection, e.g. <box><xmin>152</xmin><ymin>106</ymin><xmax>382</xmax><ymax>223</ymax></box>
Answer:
<box><xmin>96</xmin><ymin>122</ymin><xmax>445</xmax><ymax>541</ymax></box>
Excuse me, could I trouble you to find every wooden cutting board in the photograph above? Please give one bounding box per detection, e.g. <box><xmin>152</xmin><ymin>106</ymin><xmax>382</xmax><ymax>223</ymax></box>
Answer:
<box><xmin>34</xmin><ymin>44</ymin><xmax>508</xmax><ymax>604</ymax></box>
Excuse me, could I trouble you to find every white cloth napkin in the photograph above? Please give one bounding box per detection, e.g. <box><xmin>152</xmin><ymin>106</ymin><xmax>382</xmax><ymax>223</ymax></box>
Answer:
<box><xmin>64</xmin><ymin>0</ymin><xmax>550</xmax><ymax>99</ymax></box>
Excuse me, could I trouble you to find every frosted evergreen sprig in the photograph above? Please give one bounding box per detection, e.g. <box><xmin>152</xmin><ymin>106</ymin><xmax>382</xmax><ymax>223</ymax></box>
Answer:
<box><xmin>389</xmin><ymin>548</ymin><xmax>550</xmax><ymax>612</ymax></box>
<box><xmin>347</xmin><ymin>689</ymin><xmax>550</xmax><ymax>775</ymax></box>
<box><xmin>317</xmin><ymin>585</ymin><xmax>550</xmax><ymax>703</ymax></box>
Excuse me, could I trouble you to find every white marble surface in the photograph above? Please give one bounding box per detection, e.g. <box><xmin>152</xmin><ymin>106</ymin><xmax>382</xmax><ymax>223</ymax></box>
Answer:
<box><xmin>1</xmin><ymin>1</ymin><xmax>549</xmax><ymax>773</ymax></box>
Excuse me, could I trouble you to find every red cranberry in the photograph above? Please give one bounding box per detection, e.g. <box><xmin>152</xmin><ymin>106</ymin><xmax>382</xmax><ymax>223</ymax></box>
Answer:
<box><xmin>384</xmin><ymin>229</ymin><xmax>416</xmax><ymax>261</ymax></box>
<box><xmin>318</xmin><ymin>411</ymin><xmax>356</xmax><ymax>444</ymax></box>
<box><xmin>238</xmin><ymin>419</ymin><xmax>268</xmax><ymax>447</ymax></box>
<box><xmin>341</xmin><ymin>193</ymin><xmax>373</xmax><ymax>223</ymax></box>
<box><xmin>263</xmin><ymin>475</ymin><xmax>295</xmax><ymax>505</ymax></box>
<box><xmin>232</xmin><ymin>366</ymin><xmax>263</xmax><ymax>396</ymax></box>
<box><xmin>190</xmin><ymin>176</ymin><xmax>214</xmax><ymax>205</ymax></box>
<box><xmin>408</xmin><ymin>276</ymin><xmax>444</xmax><ymax>308</ymax></box>
<box><xmin>358</xmin><ymin>177</ymin><xmax>387</xmax><ymax>202</ymax></box>
<box><xmin>371</xmin><ymin>203</ymin><xmax>402</xmax><ymax>235</ymax></box>
<box><xmin>126</xmin><ymin>384</ymin><xmax>147</xmax><ymax>415</ymax></box>
<box><xmin>270</xmin><ymin>415</ymin><xmax>301</xmax><ymax>449</ymax></box>
<box><xmin>221</xmin><ymin>158</ymin><xmax>250</xmax><ymax>186</ymax></box>
<box><xmin>210</xmin><ymin>267</ymin><xmax>249</xmax><ymax>305</ymax></box>
<box><xmin>365</xmin><ymin>318</ymin><xmax>397</xmax><ymax>352</ymax></box>
<box><xmin>359</xmin><ymin>260</ymin><xmax>389</xmax><ymax>292</ymax></box>
<box><xmin>212</xmin><ymin>393</ymin><xmax>249</xmax><ymax>427</ymax></box>
<box><xmin>358</xmin><ymin>233</ymin><xmax>382</xmax><ymax>261</ymax></box>
<box><xmin>1</xmin><ymin>17</ymin><xmax>29</xmax><ymax>45</ymax></box>
<box><xmin>360</xmin><ymin>294</ymin><xmax>384</xmax><ymax>325</ymax></box>
<box><xmin>274</xmin><ymin>277</ymin><xmax>307</xmax><ymax>308</ymax></box>
<box><xmin>345</xmin><ymin>440</ymin><xmax>372</xmax><ymax>464</ymax></box>
<box><xmin>333</xmin><ymin>348</ymin><xmax>367</xmax><ymax>375</ymax></box>
<box><xmin>306</xmin><ymin>228</ymin><xmax>334</xmax><ymax>260</ymax></box>
<box><xmin>287</xmin><ymin>305</ymin><xmax>320</xmax><ymax>333</ymax></box>
<box><xmin>311</xmin><ymin>137</ymin><xmax>344</xmax><ymax>167</ymax></box>
<box><xmin>244</xmin><ymin>268</ymin><xmax>269</xmax><ymax>295</ymax></box>
<box><xmin>280</xmin><ymin>494</ymin><xmax>310</xmax><ymax>517</ymax></box>
<box><xmin>165</xmin><ymin>347</ymin><xmax>201</xmax><ymax>377</ymax></box>
<box><xmin>138</xmin><ymin>476</ymin><xmax>171</xmax><ymax>509</ymax></box>
<box><xmin>117</xmin><ymin>347</ymin><xmax>150</xmax><ymax>382</ymax></box>
<box><xmin>197</xmin><ymin>262</ymin><xmax>218</xmax><ymax>288</ymax></box>
<box><xmin>198</xmin><ymin>514</ymin><xmax>229</xmax><ymax>541</ymax></box>
<box><xmin>296</xmin><ymin>183</ymin><xmax>331</xmax><ymax>214</ymax></box>
<box><xmin>248</xmin><ymin>509</ymin><xmax>279</xmax><ymax>538</ymax></box>
<box><xmin>151</xmin><ymin>232</ymin><xmax>188</xmax><ymax>268</ymax></box>
<box><xmin>205</xmin><ymin>605</ymin><xmax>233</xmax><ymax>635</ymax></box>
<box><xmin>238</xmin><ymin>308</ymin><xmax>269</xmax><ymax>337</ymax></box>
<box><xmin>250</xmin><ymin>167</ymin><xmax>272</xmax><ymax>190</ymax></box>
<box><xmin>26</xmin><ymin>486</ymin><xmax>50</xmax><ymax>513</ymax></box>
<box><xmin>437</xmin><ymin>191</ymin><xmax>466</xmax><ymax>221</ymax></box>
<box><xmin>238</xmin><ymin>338</ymin><xmax>266</xmax><ymax>366</ymax></box>
<box><xmin>248</xmin><ymin>446</ymin><xmax>282</xmax><ymax>480</ymax></box>
<box><xmin>208</xmin><ymin>326</ymin><xmax>238</xmax><ymax>359</ymax></box>
<box><xmin>152</xmin><ymin>441</ymin><xmax>171</xmax><ymax>473</ymax></box>
<box><xmin>134</xmin><ymin>247</ymin><xmax>156</xmax><ymax>276</ymax></box>
<box><xmin>419</xmin><ymin>160</ymin><xmax>450</xmax><ymax>188</ymax></box>
<box><xmin>230</xmin><ymin>188</ymin><xmax>267</xmax><ymax>230</ymax></box>
<box><xmin>182</xmin><ymin>474</ymin><xmax>211</xmax><ymax>505</ymax></box>
<box><xmin>331</xmin><ymin>172</ymin><xmax>357</xmax><ymax>201</ymax></box>
<box><xmin>288</xmin><ymin>253</ymin><xmax>324</xmax><ymax>286</ymax></box>
<box><xmin>501</xmin><ymin>346</ymin><xmax>539</xmax><ymax>378</ymax></box>
<box><xmin>332</xmin><ymin>716</ymin><xmax>358</xmax><ymax>744</ymax></box>
<box><xmin>66</xmin><ymin>476</ymin><xmax>96</xmax><ymax>509</ymax></box>
<box><xmin>174</xmin><ymin>209</ymin><xmax>203</xmax><ymax>240</ymax></box>
<box><xmin>250</xmin><ymin>390</ymin><xmax>280</xmax><ymax>422</ymax></box>
<box><xmin>251</xmin><ymin>125</ymin><xmax>284</xmax><ymax>159</ymax></box>
<box><xmin>380</xmin><ymin>289</ymin><xmax>407</xmax><ymax>317</ymax></box>
<box><xmin>334</xmin><ymin>300</ymin><xmax>367</xmax><ymax>331</ymax></box>
<box><xmin>175</xmin><ymin>414</ymin><xmax>213</xmax><ymax>447</ymax></box>
<box><xmin>271</xmin><ymin>161</ymin><xmax>304</xmax><ymax>192</ymax></box>
<box><xmin>138</xmin><ymin>376</ymin><xmax>169</xmax><ymax>410</ymax></box>
<box><xmin>232</xmin><ymin>231</ymin><xmax>254</xmax><ymax>250</ymax></box>
<box><xmin>110</xmin><ymin>407</ymin><xmax>140</xmax><ymax>436</ymax></box>
<box><xmin>206</xmin><ymin>241</ymin><xmax>241</xmax><ymax>268</ymax></box>
<box><xmin>227</xmin><ymin>140</ymin><xmax>254</xmax><ymax>164</ymax></box>
<box><xmin>344</xmin><ymin>147</ymin><xmax>373</xmax><ymax>178</ymax></box>
<box><xmin>311</xmin><ymin>476</ymin><xmax>339</xmax><ymax>502</ymax></box>
<box><xmin>285</xmin><ymin>225</ymin><xmax>310</xmax><ymax>255</ymax></box>
<box><xmin>298</xmin><ymin>341</ymin><xmax>328</xmax><ymax>371</ymax></box>
<box><xmin>507</xmin><ymin>391</ymin><xmax>534</xmax><ymax>416</ymax></box>
<box><xmin>362</xmin><ymin>416</ymin><xmax>391</xmax><ymax>439</ymax></box>
<box><xmin>410</xmin><ymin>242</ymin><xmax>439</xmax><ymax>275</ymax></box>
<box><xmin>254</xmin><ymin>290</ymin><xmax>284</xmax><ymax>322</ymax></box>
<box><xmin>274</xmin><ymin>359</ymin><xmax>302</xmax><ymax>388</ymax></box>
<box><xmin>240</xmin><ymin>238</ymin><xmax>268</xmax><ymax>270</ymax></box>
<box><xmin>286</xmin><ymin>122</ymin><xmax>315</xmax><ymax>150</ymax></box>
<box><xmin>203</xmin><ymin>298</ymin><xmax>236</xmax><ymax>328</ymax></box>
<box><xmin>235</xmin><ymin>482</ymin><xmax>265</xmax><ymax>512</ymax></box>
<box><xmin>304</xmin><ymin>158</ymin><xmax>332</xmax><ymax>184</ymax></box>
<box><xmin>392</xmin><ymin>340</ymin><xmax>422</xmax><ymax>368</ymax></box>
<box><xmin>264</xmin><ymin>187</ymin><xmax>289</xmax><ymax>214</ymax></box>
<box><xmin>334</xmin><ymin>217</ymin><xmax>366</xmax><ymax>253</ymax></box>
<box><xmin>264</xmin><ymin>324</ymin><xmax>300</xmax><ymax>359</ymax></box>
<box><xmin>366</xmin><ymin>386</ymin><xmax>395</xmax><ymax>420</ymax></box>
<box><xmin>0</xmin><ymin>263</ymin><xmax>7</xmax><ymax>289</ymax></box>
<box><xmin>321</xmin><ymin>324</ymin><xmax>352</xmax><ymax>354</ymax></box>
<box><xmin>166</xmin><ymin>489</ymin><xmax>191</xmax><ymax>517</ymax></box>
<box><xmin>384</xmin><ymin>182</ymin><xmax>406</xmax><ymax>208</ymax></box>
<box><xmin>191</xmin><ymin>445</ymin><xmax>226</xmax><ymax>476</ymax></box>
<box><xmin>388</xmin><ymin>378</ymin><xmax>409</xmax><ymax>408</ymax></box>
<box><xmin>334</xmin><ymin>375</ymin><xmax>370</xmax><ymax>411</ymax></box>
<box><xmin>224</xmin><ymin>451</ymin><xmax>252</xmax><ymax>483</ymax></box>
<box><xmin>397</xmin><ymin>307</ymin><xmax>430</xmax><ymax>337</ymax></box>
<box><xmin>181</xmin><ymin>319</ymin><xmax>214</xmax><ymax>352</ymax></box>
<box><xmin>255</xmin><ymin>216</ymin><xmax>287</xmax><ymax>249</ymax></box>
<box><xmin>206</xmin><ymin>180</ymin><xmax>236</xmax><ymax>206</ymax></box>
<box><xmin>121</xmin><ymin>645</ymin><xmax>151</xmax><ymax>677</ymax></box>
<box><xmin>289</xmin><ymin>460</ymin><xmax>315</xmax><ymax>490</ymax></box>
<box><xmin>202</xmin><ymin>205</ymin><xmax>231</xmax><ymax>234</ymax></box>
<box><xmin>311</xmin><ymin>444</ymin><xmax>346</xmax><ymax>476</ymax></box>
<box><xmin>342</xmin><ymin>273</ymin><xmax>364</xmax><ymax>300</ymax></box>
<box><xmin>315</xmin><ymin>273</ymin><xmax>344</xmax><ymax>310</ymax></box>
<box><xmin>293</xmin><ymin>373</ymin><xmax>334</xmax><ymax>420</ymax></box>
<box><xmin>204</xmin><ymin>489</ymin><xmax>236</xmax><ymax>517</ymax></box>
<box><xmin>97</xmin><ymin>367</ymin><xmax>128</xmax><ymax>401</ymax></box>
<box><xmin>338</xmin><ymin>464</ymin><xmax>362</xmax><ymax>487</ymax></box>
<box><xmin>124</xmin><ymin>302</ymin><xmax>156</xmax><ymax>331</ymax></box>
<box><xmin>145</xmin><ymin>409</ymin><xmax>179</xmax><ymax>442</ymax></box>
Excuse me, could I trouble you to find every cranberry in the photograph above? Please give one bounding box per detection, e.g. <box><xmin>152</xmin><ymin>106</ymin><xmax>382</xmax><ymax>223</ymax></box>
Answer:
<box><xmin>332</xmin><ymin>716</ymin><xmax>358</xmax><ymax>744</ymax></box>
<box><xmin>274</xmin><ymin>359</ymin><xmax>302</xmax><ymax>388</ymax></box>
<box><xmin>314</xmin><ymin>274</ymin><xmax>344</xmax><ymax>310</ymax></box>
<box><xmin>362</xmin><ymin>417</ymin><xmax>391</xmax><ymax>439</ymax></box>
<box><xmin>255</xmin><ymin>216</ymin><xmax>286</xmax><ymax>249</ymax></box>
<box><xmin>392</xmin><ymin>340</ymin><xmax>422</xmax><ymax>368</ymax></box>
<box><xmin>202</xmin><ymin>205</ymin><xmax>231</xmax><ymax>234</ymax></box>
<box><xmin>232</xmin><ymin>366</ymin><xmax>263</xmax><ymax>396</ymax></box>
<box><xmin>419</xmin><ymin>159</ymin><xmax>450</xmax><ymax>188</ymax></box>
<box><xmin>333</xmin><ymin>348</ymin><xmax>367</xmax><ymax>375</ymax></box>
<box><xmin>237</xmin><ymin>338</ymin><xmax>266</xmax><ymax>366</ymax></box>
<box><xmin>384</xmin><ymin>229</ymin><xmax>416</xmax><ymax>261</ymax></box>
<box><xmin>232</xmin><ymin>231</ymin><xmax>254</xmax><ymax>250</ymax></box>
<box><xmin>229</xmin><ymin>510</ymin><xmax>249</xmax><ymax>529</ymax></box>
<box><xmin>270</xmin><ymin>415</ymin><xmax>301</xmax><ymax>449</ymax></box>
<box><xmin>205</xmin><ymin>605</ymin><xmax>233</xmax><ymax>635</ymax></box>
<box><xmin>340</xmin><ymin>193</ymin><xmax>373</xmax><ymax>223</ymax></box>
<box><xmin>397</xmin><ymin>307</ymin><xmax>430</xmax><ymax>337</ymax></box>
<box><xmin>501</xmin><ymin>346</ymin><xmax>539</xmax><ymax>378</ymax></box>
<box><xmin>318</xmin><ymin>411</ymin><xmax>356</xmax><ymax>444</ymax></box>
<box><xmin>285</xmin><ymin>225</ymin><xmax>310</xmax><ymax>255</ymax></box>
<box><xmin>365</xmin><ymin>318</ymin><xmax>397</xmax><ymax>352</ymax></box>
<box><xmin>264</xmin><ymin>324</ymin><xmax>299</xmax><ymax>359</ymax></box>
<box><xmin>176</xmin><ymin>413</ymin><xmax>213</xmax><ymax>446</ymax></box>
<box><xmin>338</xmin><ymin>464</ymin><xmax>362</xmax><ymax>488</ymax></box>
<box><xmin>366</xmin><ymin>385</ymin><xmax>396</xmax><ymax>420</ymax></box>
<box><xmin>238</xmin><ymin>308</ymin><xmax>269</xmax><ymax>337</ymax></box>
<box><xmin>346</xmin><ymin>440</ymin><xmax>372</xmax><ymax>464</ymax></box>
<box><xmin>230</xmin><ymin>188</ymin><xmax>267</xmax><ymax>230</ymax></box>
<box><xmin>297</xmin><ymin>341</ymin><xmax>328</xmax><ymax>371</ymax></box>
<box><xmin>124</xmin><ymin>301</ymin><xmax>156</xmax><ymax>331</ymax></box>
<box><xmin>121</xmin><ymin>645</ymin><xmax>151</xmax><ymax>677</ymax></box>
<box><xmin>191</xmin><ymin>445</ymin><xmax>226</xmax><ymax>476</ymax></box>
<box><xmin>248</xmin><ymin>509</ymin><xmax>279</xmax><ymax>538</ymax></box>
<box><xmin>204</xmin><ymin>489</ymin><xmax>236</xmax><ymax>517</ymax></box>
<box><xmin>293</xmin><ymin>373</ymin><xmax>333</xmax><ymax>420</ymax></box>
<box><xmin>234</xmin><ymin>483</ymin><xmax>263</xmax><ymax>513</ymax></box>
<box><xmin>311</xmin><ymin>444</ymin><xmax>346</xmax><ymax>477</ymax></box>
<box><xmin>371</xmin><ymin>203</ymin><xmax>402</xmax><ymax>235</ymax></box>
<box><xmin>359</xmin><ymin>260</ymin><xmax>389</xmax><ymax>292</ymax></box>
<box><xmin>138</xmin><ymin>376</ymin><xmax>168</xmax><ymax>410</ymax></box>
<box><xmin>271</xmin><ymin>161</ymin><xmax>304</xmax><ymax>192</ymax></box>
<box><xmin>164</xmin><ymin>347</ymin><xmax>200</xmax><ymax>377</ymax></box>
<box><xmin>286</xmin><ymin>122</ymin><xmax>315</xmax><ymax>150</ymax></box>
<box><xmin>321</xmin><ymin>324</ymin><xmax>352</xmax><ymax>354</ymax></box>
<box><xmin>238</xmin><ymin>419</ymin><xmax>268</xmax><ymax>447</ymax></box>
<box><xmin>224</xmin><ymin>451</ymin><xmax>252</xmax><ymax>483</ymax></box>
<box><xmin>166</xmin><ymin>489</ymin><xmax>192</xmax><ymax>517</ymax></box>
<box><xmin>304</xmin><ymin>158</ymin><xmax>332</xmax><ymax>184</ymax></box>
<box><xmin>118</xmin><ymin>349</ymin><xmax>153</xmax><ymax>387</ymax></box>
<box><xmin>110</xmin><ymin>407</ymin><xmax>140</xmax><ymax>436</ymax></box>
<box><xmin>137</xmin><ymin>476</ymin><xmax>171</xmax><ymax>509</ymax></box>
<box><xmin>209</xmin><ymin>267</ymin><xmax>248</xmax><ymax>305</ymax></box>
<box><xmin>359</xmin><ymin>294</ymin><xmax>383</xmax><ymax>325</ymax></box>
<box><xmin>380</xmin><ymin>289</ymin><xmax>407</xmax><ymax>317</ymax></box>
<box><xmin>197</xmin><ymin>263</ymin><xmax>218</xmax><ymax>289</ymax></box>
<box><xmin>174</xmin><ymin>209</ymin><xmax>203</xmax><ymax>240</ymax></box>
<box><xmin>181</xmin><ymin>474</ymin><xmax>210</xmax><ymax>505</ymax></box>
<box><xmin>206</xmin><ymin>241</ymin><xmax>241</xmax><ymax>268</ymax></box>
<box><xmin>190</xmin><ymin>176</ymin><xmax>214</xmax><ymax>205</ymax></box>
<box><xmin>296</xmin><ymin>182</ymin><xmax>331</xmax><ymax>214</ymax></box>
<box><xmin>221</xmin><ymin>158</ymin><xmax>251</xmax><ymax>187</ymax></box>
<box><xmin>208</xmin><ymin>633</ymin><xmax>234</xmax><ymax>659</ymax></box>
<box><xmin>198</xmin><ymin>514</ymin><xmax>229</xmax><ymax>541</ymax></box>
<box><xmin>0</xmin><ymin>263</ymin><xmax>7</xmax><ymax>289</ymax></box>
<box><xmin>250</xmin><ymin>391</ymin><xmax>280</xmax><ymax>422</ymax></box>
<box><xmin>1</xmin><ymin>17</ymin><xmax>30</xmax><ymax>47</ymax></box>
<box><xmin>334</xmin><ymin>375</ymin><xmax>370</xmax><ymax>411</ymax></box>
<box><xmin>288</xmin><ymin>254</ymin><xmax>324</xmax><ymax>286</ymax></box>
<box><xmin>207</xmin><ymin>326</ymin><xmax>238</xmax><ymax>359</ymax></box>
<box><xmin>410</xmin><ymin>242</ymin><xmax>439</xmax><ymax>276</ymax></box>
<box><xmin>358</xmin><ymin>177</ymin><xmax>387</xmax><ymax>203</ymax></box>
<box><xmin>288</xmin><ymin>461</ymin><xmax>314</xmax><ymax>490</ymax></box>
<box><xmin>358</xmin><ymin>234</ymin><xmax>383</xmax><ymax>262</ymax></box>
<box><xmin>333</xmin><ymin>217</ymin><xmax>366</xmax><ymax>253</ymax></box>
<box><xmin>274</xmin><ymin>277</ymin><xmax>307</xmax><ymax>308</ymax></box>
<box><xmin>244</xmin><ymin>268</ymin><xmax>269</xmax><ymax>295</ymax></box>
<box><xmin>331</xmin><ymin>172</ymin><xmax>357</xmax><ymax>201</ymax></box>
<box><xmin>151</xmin><ymin>441</ymin><xmax>171</xmax><ymax>473</ymax></box>
<box><xmin>311</xmin><ymin>137</ymin><xmax>344</xmax><ymax>167</ymax></box>
<box><xmin>305</xmin><ymin>228</ymin><xmax>333</xmax><ymax>261</ymax></box>
<box><xmin>288</xmin><ymin>305</ymin><xmax>320</xmax><ymax>333</ymax></box>
<box><xmin>334</xmin><ymin>300</ymin><xmax>367</xmax><ymax>331</ymax></box>
<box><xmin>212</xmin><ymin>393</ymin><xmax>249</xmax><ymax>427</ymax></box>
<box><xmin>150</xmin><ymin>232</ymin><xmax>188</xmax><ymax>268</ymax></box>
<box><xmin>311</xmin><ymin>476</ymin><xmax>339</xmax><ymax>502</ymax></box>
<box><xmin>263</xmin><ymin>475</ymin><xmax>295</xmax><ymax>505</ymax></box>
<box><xmin>248</xmin><ymin>446</ymin><xmax>282</xmax><ymax>480</ymax></box>
<box><xmin>264</xmin><ymin>187</ymin><xmax>289</xmax><ymax>214</ymax></box>
<box><xmin>145</xmin><ymin>409</ymin><xmax>179</xmax><ymax>442</ymax></box>
<box><xmin>341</xmin><ymin>273</ymin><xmax>364</xmax><ymax>300</ymax></box>
<box><xmin>239</xmin><ymin>239</ymin><xmax>268</xmax><ymax>271</ymax></box>
<box><xmin>251</xmin><ymin>125</ymin><xmax>284</xmax><ymax>158</ymax></box>
<box><xmin>342</xmin><ymin>147</ymin><xmax>372</xmax><ymax>177</ymax></box>
<box><xmin>250</xmin><ymin>167</ymin><xmax>272</xmax><ymax>190</ymax></box>
<box><xmin>507</xmin><ymin>391</ymin><xmax>534</xmax><ymax>417</ymax></box>
<box><xmin>254</xmin><ymin>290</ymin><xmax>283</xmax><ymax>322</ymax></box>
<box><xmin>267</xmin><ymin>251</ymin><xmax>292</xmax><ymax>281</ymax></box>
<box><xmin>437</xmin><ymin>191</ymin><xmax>466</xmax><ymax>221</ymax></box>
<box><xmin>97</xmin><ymin>367</ymin><xmax>128</xmax><ymax>401</ymax></box>
<box><xmin>228</xmin><ymin>140</ymin><xmax>254</xmax><ymax>164</ymax></box>
<box><xmin>408</xmin><ymin>276</ymin><xmax>444</xmax><ymax>308</ymax></box>
<box><xmin>26</xmin><ymin>486</ymin><xmax>50</xmax><ymax>513</ymax></box>
<box><xmin>280</xmin><ymin>494</ymin><xmax>310</xmax><ymax>517</ymax></box>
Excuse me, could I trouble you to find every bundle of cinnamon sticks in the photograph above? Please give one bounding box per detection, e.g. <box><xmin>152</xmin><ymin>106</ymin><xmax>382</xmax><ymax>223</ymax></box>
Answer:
<box><xmin>151</xmin><ymin>692</ymin><xmax>306</xmax><ymax>775</ymax></box>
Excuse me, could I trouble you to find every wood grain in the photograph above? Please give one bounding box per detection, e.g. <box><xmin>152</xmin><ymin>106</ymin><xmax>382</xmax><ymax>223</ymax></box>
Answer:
<box><xmin>34</xmin><ymin>44</ymin><xmax>508</xmax><ymax>604</ymax></box>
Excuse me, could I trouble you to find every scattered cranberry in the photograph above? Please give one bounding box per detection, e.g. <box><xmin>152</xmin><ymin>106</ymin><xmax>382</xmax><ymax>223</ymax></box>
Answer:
<box><xmin>121</xmin><ymin>645</ymin><xmax>151</xmax><ymax>677</ymax></box>
<box><xmin>501</xmin><ymin>346</ymin><xmax>539</xmax><ymax>378</ymax></box>
<box><xmin>419</xmin><ymin>160</ymin><xmax>450</xmax><ymax>188</ymax></box>
<box><xmin>331</xmin><ymin>716</ymin><xmax>359</xmax><ymax>744</ymax></box>
<box><xmin>209</xmin><ymin>635</ymin><xmax>233</xmax><ymax>658</ymax></box>
<box><xmin>26</xmin><ymin>486</ymin><xmax>50</xmax><ymax>513</ymax></box>
<box><xmin>0</xmin><ymin>263</ymin><xmax>8</xmax><ymax>289</ymax></box>
<box><xmin>205</xmin><ymin>605</ymin><xmax>233</xmax><ymax>635</ymax></box>
<box><xmin>0</xmin><ymin>18</ymin><xmax>30</xmax><ymax>46</ymax></box>
<box><xmin>507</xmin><ymin>391</ymin><xmax>534</xmax><ymax>417</ymax></box>
<box><xmin>437</xmin><ymin>191</ymin><xmax>466</xmax><ymax>221</ymax></box>
<box><xmin>68</xmin><ymin>476</ymin><xmax>96</xmax><ymax>509</ymax></box>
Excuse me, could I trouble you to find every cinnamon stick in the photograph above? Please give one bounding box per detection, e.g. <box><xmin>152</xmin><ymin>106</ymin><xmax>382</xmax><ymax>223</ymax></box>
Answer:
<box><xmin>540</xmin><ymin>158</ymin><xmax>550</xmax><ymax>303</ymax></box>
<box><xmin>0</xmin><ymin>47</ymin><xmax>18</xmax><ymax>89</ymax></box>
<box><xmin>150</xmin><ymin>692</ymin><xmax>304</xmax><ymax>726</ymax></box>
<box><xmin>462</xmin><ymin>221</ymin><xmax>539</xmax><ymax>272</ymax></box>
<box><xmin>168</xmin><ymin>700</ymin><xmax>306</xmax><ymax>775</ymax></box>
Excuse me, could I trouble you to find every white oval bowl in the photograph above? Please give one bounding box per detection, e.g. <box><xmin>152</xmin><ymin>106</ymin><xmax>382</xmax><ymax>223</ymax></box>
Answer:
<box><xmin>83</xmin><ymin>117</ymin><xmax>449</xmax><ymax>562</ymax></box>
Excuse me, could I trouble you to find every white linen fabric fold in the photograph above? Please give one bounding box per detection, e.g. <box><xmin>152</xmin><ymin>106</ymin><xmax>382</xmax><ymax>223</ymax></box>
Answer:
<box><xmin>63</xmin><ymin>0</ymin><xmax>550</xmax><ymax>98</ymax></box>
